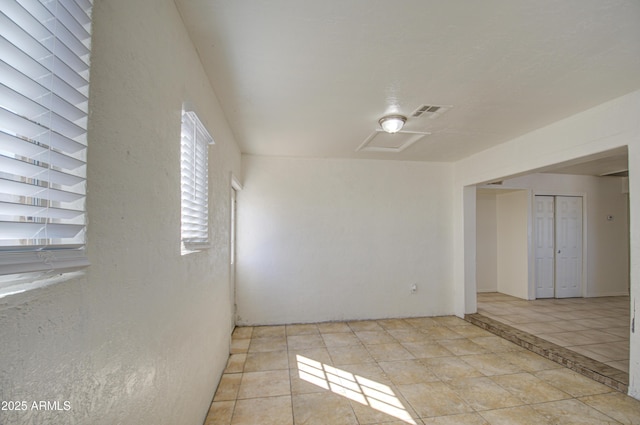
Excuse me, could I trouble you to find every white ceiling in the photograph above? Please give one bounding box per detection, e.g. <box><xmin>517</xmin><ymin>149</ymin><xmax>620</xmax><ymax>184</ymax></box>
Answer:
<box><xmin>175</xmin><ymin>0</ymin><xmax>640</xmax><ymax>162</ymax></box>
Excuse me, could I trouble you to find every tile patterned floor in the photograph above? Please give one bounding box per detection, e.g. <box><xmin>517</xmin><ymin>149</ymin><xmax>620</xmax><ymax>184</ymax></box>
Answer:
<box><xmin>476</xmin><ymin>293</ymin><xmax>630</xmax><ymax>374</ymax></box>
<box><xmin>204</xmin><ymin>316</ymin><xmax>640</xmax><ymax>425</ymax></box>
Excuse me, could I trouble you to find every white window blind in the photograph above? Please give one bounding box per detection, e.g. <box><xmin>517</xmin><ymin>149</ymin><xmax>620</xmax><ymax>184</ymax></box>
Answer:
<box><xmin>0</xmin><ymin>0</ymin><xmax>93</xmax><ymax>275</ymax></box>
<box><xmin>180</xmin><ymin>109</ymin><xmax>213</xmax><ymax>251</ymax></box>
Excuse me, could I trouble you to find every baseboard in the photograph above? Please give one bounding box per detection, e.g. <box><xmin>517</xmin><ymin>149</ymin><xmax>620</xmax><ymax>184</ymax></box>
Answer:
<box><xmin>586</xmin><ymin>291</ymin><xmax>630</xmax><ymax>298</ymax></box>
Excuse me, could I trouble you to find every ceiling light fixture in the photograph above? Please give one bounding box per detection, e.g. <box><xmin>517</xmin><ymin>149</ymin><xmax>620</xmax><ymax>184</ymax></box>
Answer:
<box><xmin>378</xmin><ymin>115</ymin><xmax>407</xmax><ymax>133</ymax></box>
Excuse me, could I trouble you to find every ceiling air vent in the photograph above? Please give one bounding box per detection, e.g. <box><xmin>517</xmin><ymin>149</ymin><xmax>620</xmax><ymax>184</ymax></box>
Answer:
<box><xmin>411</xmin><ymin>104</ymin><xmax>451</xmax><ymax>119</ymax></box>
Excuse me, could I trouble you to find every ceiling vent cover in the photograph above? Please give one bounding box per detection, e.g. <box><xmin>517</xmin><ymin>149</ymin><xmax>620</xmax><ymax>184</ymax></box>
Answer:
<box><xmin>411</xmin><ymin>104</ymin><xmax>451</xmax><ymax>119</ymax></box>
<box><xmin>356</xmin><ymin>130</ymin><xmax>430</xmax><ymax>153</ymax></box>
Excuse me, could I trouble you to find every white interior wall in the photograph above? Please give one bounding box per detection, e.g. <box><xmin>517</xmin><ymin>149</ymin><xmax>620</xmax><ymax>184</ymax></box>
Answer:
<box><xmin>476</xmin><ymin>191</ymin><xmax>498</xmax><ymax>292</ymax></box>
<box><xmin>496</xmin><ymin>190</ymin><xmax>530</xmax><ymax>299</ymax></box>
<box><xmin>0</xmin><ymin>1</ymin><xmax>241</xmax><ymax>424</ymax></box>
<box><xmin>236</xmin><ymin>156</ymin><xmax>455</xmax><ymax>325</ymax></box>
<box><xmin>453</xmin><ymin>89</ymin><xmax>640</xmax><ymax>399</ymax></box>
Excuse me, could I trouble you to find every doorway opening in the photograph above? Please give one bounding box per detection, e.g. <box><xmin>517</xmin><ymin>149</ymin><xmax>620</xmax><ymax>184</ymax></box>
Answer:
<box><xmin>230</xmin><ymin>175</ymin><xmax>243</xmax><ymax>331</ymax></box>
<box><xmin>470</xmin><ymin>146</ymin><xmax>631</xmax><ymax>390</ymax></box>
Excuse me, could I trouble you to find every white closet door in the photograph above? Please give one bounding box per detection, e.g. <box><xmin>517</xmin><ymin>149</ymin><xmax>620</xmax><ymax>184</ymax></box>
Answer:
<box><xmin>555</xmin><ymin>196</ymin><xmax>583</xmax><ymax>298</ymax></box>
<box><xmin>535</xmin><ymin>196</ymin><xmax>556</xmax><ymax>298</ymax></box>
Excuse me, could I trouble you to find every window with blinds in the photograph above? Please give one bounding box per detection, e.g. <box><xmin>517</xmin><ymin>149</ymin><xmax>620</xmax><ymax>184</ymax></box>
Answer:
<box><xmin>0</xmin><ymin>0</ymin><xmax>93</xmax><ymax>276</ymax></box>
<box><xmin>180</xmin><ymin>109</ymin><xmax>213</xmax><ymax>252</ymax></box>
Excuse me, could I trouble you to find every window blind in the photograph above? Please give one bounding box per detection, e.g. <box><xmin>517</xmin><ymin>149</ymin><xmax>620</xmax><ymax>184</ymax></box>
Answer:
<box><xmin>180</xmin><ymin>110</ymin><xmax>213</xmax><ymax>251</ymax></box>
<box><xmin>0</xmin><ymin>0</ymin><xmax>93</xmax><ymax>275</ymax></box>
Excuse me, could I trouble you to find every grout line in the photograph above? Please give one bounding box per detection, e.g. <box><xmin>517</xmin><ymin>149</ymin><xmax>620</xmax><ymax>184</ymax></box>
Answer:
<box><xmin>286</xmin><ymin>331</ymin><xmax>297</xmax><ymax>425</ymax></box>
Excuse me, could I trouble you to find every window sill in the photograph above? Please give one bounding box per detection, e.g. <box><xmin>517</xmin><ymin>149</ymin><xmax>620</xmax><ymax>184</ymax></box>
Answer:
<box><xmin>0</xmin><ymin>269</ymin><xmax>87</xmax><ymax>299</ymax></box>
<box><xmin>181</xmin><ymin>242</ymin><xmax>211</xmax><ymax>256</ymax></box>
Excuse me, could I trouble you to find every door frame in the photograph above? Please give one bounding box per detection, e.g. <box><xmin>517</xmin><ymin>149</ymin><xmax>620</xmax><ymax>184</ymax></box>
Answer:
<box><xmin>529</xmin><ymin>190</ymin><xmax>588</xmax><ymax>300</ymax></box>
<box><xmin>230</xmin><ymin>174</ymin><xmax>243</xmax><ymax>331</ymax></box>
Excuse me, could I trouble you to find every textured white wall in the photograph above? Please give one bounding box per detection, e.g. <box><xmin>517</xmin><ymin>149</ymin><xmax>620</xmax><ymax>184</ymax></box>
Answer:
<box><xmin>236</xmin><ymin>156</ymin><xmax>455</xmax><ymax>325</ymax></box>
<box><xmin>476</xmin><ymin>191</ymin><xmax>498</xmax><ymax>292</ymax></box>
<box><xmin>453</xmin><ymin>90</ymin><xmax>640</xmax><ymax>399</ymax></box>
<box><xmin>0</xmin><ymin>1</ymin><xmax>241</xmax><ymax>424</ymax></box>
<box><xmin>496</xmin><ymin>190</ymin><xmax>530</xmax><ymax>299</ymax></box>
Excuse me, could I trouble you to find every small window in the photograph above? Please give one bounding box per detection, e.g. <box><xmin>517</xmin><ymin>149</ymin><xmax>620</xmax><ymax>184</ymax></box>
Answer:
<box><xmin>180</xmin><ymin>109</ymin><xmax>213</xmax><ymax>252</ymax></box>
<box><xmin>0</xmin><ymin>0</ymin><xmax>94</xmax><ymax>276</ymax></box>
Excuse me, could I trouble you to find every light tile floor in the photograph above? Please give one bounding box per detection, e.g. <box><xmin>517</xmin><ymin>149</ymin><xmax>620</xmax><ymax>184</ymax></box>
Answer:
<box><xmin>204</xmin><ymin>316</ymin><xmax>640</xmax><ymax>425</ymax></box>
<box><xmin>477</xmin><ymin>293</ymin><xmax>630</xmax><ymax>373</ymax></box>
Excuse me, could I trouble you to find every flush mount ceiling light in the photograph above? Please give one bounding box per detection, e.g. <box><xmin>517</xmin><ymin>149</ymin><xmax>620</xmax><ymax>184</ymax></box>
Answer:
<box><xmin>378</xmin><ymin>115</ymin><xmax>407</xmax><ymax>134</ymax></box>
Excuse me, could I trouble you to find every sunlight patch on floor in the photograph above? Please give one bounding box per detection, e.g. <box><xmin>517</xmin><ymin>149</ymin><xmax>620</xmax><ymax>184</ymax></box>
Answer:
<box><xmin>296</xmin><ymin>354</ymin><xmax>417</xmax><ymax>424</ymax></box>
